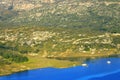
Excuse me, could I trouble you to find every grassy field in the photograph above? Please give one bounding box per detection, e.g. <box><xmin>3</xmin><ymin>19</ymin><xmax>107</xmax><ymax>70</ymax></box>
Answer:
<box><xmin>0</xmin><ymin>49</ymin><xmax>119</xmax><ymax>76</ymax></box>
<box><xmin>0</xmin><ymin>55</ymin><xmax>80</xmax><ymax>76</ymax></box>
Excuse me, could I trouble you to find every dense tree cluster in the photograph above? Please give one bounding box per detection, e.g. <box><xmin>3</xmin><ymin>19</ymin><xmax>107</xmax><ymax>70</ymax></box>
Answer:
<box><xmin>0</xmin><ymin>49</ymin><xmax>28</xmax><ymax>63</ymax></box>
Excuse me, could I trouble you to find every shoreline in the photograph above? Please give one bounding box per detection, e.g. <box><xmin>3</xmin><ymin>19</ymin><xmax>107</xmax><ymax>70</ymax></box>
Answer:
<box><xmin>0</xmin><ymin>57</ymin><xmax>80</xmax><ymax>76</ymax></box>
<box><xmin>0</xmin><ymin>51</ymin><xmax>119</xmax><ymax>77</ymax></box>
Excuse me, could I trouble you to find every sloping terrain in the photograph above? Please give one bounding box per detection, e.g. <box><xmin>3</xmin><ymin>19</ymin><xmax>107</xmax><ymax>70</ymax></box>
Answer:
<box><xmin>0</xmin><ymin>0</ymin><xmax>120</xmax><ymax>76</ymax></box>
<box><xmin>0</xmin><ymin>0</ymin><xmax>120</xmax><ymax>32</ymax></box>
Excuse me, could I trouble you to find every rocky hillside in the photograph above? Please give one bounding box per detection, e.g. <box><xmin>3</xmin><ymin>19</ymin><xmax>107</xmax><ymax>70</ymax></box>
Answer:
<box><xmin>0</xmin><ymin>0</ymin><xmax>120</xmax><ymax>33</ymax></box>
<box><xmin>0</xmin><ymin>27</ymin><xmax>119</xmax><ymax>57</ymax></box>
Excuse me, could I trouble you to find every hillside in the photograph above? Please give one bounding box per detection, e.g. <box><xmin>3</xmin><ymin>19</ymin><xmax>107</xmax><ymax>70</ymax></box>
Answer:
<box><xmin>0</xmin><ymin>0</ymin><xmax>120</xmax><ymax>32</ymax></box>
<box><xmin>0</xmin><ymin>26</ymin><xmax>120</xmax><ymax>62</ymax></box>
<box><xmin>0</xmin><ymin>0</ymin><xmax>120</xmax><ymax>76</ymax></box>
<box><xmin>0</xmin><ymin>26</ymin><xmax>120</xmax><ymax>76</ymax></box>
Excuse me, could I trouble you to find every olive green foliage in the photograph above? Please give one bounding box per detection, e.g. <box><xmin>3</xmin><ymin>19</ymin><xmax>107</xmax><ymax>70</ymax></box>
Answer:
<box><xmin>113</xmin><ymin>36</ymin><xmax>120</xmax><ymax>45</ymax></box>
<box><xmin>0</xmin><ymin>43</ymin><xmax>28</xmax><ymax>63</ymax></box>
<box><xmin>0</xmin><ymin>57</ymin><xmax>11</xmax><ymax>65</ymax></box>
<box><xmin>0</xmin><ymin>49</ymin><xmax>28</xmax><ymax>63</ymax></box>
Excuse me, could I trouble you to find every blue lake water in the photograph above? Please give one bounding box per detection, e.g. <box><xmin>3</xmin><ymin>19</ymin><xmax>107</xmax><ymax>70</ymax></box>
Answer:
<box><xmin>0</xmin><ymin>58</ymin><xmax>120</xmax><ymax>80</ymax></box>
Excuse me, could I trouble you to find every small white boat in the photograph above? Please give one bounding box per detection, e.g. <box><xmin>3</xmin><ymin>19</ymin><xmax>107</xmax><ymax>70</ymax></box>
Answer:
<box><xmin>82</xmin><ymin>63</ymin><xmax>88</xmax><ymax>67</ymax></box>
<box><xmin>107</xmin><ymin>61</ymin><xmax>111</xmax><ymax>64</ymax></box>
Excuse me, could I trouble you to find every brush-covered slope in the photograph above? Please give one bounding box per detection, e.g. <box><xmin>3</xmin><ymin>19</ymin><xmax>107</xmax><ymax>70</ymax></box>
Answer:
<box><xmin>0</xmin><ymin>0</ymin><xmax>120</xmax><ymax>32</ymax></box>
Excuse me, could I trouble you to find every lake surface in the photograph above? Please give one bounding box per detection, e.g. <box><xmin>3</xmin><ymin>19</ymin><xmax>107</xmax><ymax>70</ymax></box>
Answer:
<box><xmin>0</xmin><ymin>58</ymin><xmax>120</xmax><ymax>80</ymax></box>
